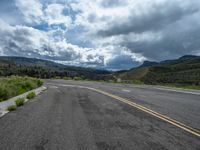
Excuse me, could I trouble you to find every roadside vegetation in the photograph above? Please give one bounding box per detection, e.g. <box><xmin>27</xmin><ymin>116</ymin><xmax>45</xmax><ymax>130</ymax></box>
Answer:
<box><xmin>73</xmin><ymin>76</ymin><xmax>84</xmax><ymax>80</ymax></box>
<box><xmin>7</xmin><ymin>105</ymin><xmax>17</xmax><ymax>111</ymax></box>
<box><xmin>63</xmin><ymin>77</ymin><xmax>72</xmax><ymax>80</ymax></box>
<box><xmin>0</xmin><ymin>76</ymin><xmax>43</xmax><ymax>102</ymax></box>
<box><xmin>6</xmin><ymin>92</ymin><xmax>37</xmax><ymax>112</ymax></box>
<box><xmin>15</xmin><ymin>98</ymin><xmax>25</xmax><ymax>107</ymax></box>
<box><xmin>56</xmin><ymin>76</ymin><xmax>85</xmax><ymax>81</ymax></box>
<box><xmin>27</xmin><ymin>92</ymin><xmax>36</xmax><ymax>99</ymax></box>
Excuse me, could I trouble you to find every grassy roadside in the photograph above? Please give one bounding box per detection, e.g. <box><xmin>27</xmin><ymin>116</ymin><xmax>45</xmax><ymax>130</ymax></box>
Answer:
<box><xmin>0</xmin><ymin>76</ymin><xmax>43</xmax><ymax>102</ymax></box>
<box><xmin>6</xmin><ymin>91</ymin><xmax>37</xmax><ymax>112</ymax></box>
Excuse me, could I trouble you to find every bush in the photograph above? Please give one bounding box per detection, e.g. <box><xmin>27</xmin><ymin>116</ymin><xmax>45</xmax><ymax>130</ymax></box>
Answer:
<box><xmin>131</xmin><ymin>80</ymin><xmax>144</xmax><ymax>85</ymax></box>
<box><xmin>0</xmin><ymin>87</ymin><xmax>8</xmax><ymax>102</ymax></box>
<box><xmin>37</xmin><ymin>80</ymin><xmax>43</xmax><ymax>87</ymax></box>
<box><xmin>0</xmin><ymin>76</ymin><xmax>41</xmax><ymax>101</ymax></box>
<box><xmin>73</xmin><ymin>77</ymin><xmax>83</xmax><ymax>80</ymax></box>
<box><xmin>54</xmin><ymin>76</ymin><xmax>61</xmax><ymax>79</ymax></box>
<box><xmin>15</xmin><ymin>98</ymin><xmax>25</xmax><ymax>107</ymax></box>
<box><xmin>7</xmin><ymin>105</ymin><xmax>17</xmax><ymax>111</ymax></box>
<box><xmin>26</xmin><ymin>92</ymin><xmax>36</xmax><ymax>99</ymax></box>
<box><xmin>63</xmin><ymin>77</ymin><xmax>72</xmax><ymax>80</ymax></box>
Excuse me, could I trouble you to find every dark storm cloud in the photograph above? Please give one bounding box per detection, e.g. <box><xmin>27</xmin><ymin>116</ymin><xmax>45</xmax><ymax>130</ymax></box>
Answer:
<box><xmin>106</xmin><ymin>55</ymin><xmax>140</xmax><ymax>70</ymax></box>
<box><xmin>0</xmin><ymin>0</ymin><xmax>200</xmax><ymax>70</ymax></box>
<box><xmin>93</xmin><ymin>0</ymin><xmax>200</xmax><ymax>62</ymax></box>
<box><xmin>97</xmin><ymin>1</ymin><xmax>200</xmax><ymax>37</ymax></box>
<box><xmin>118</xmin><ymin>13</ymin><xmax>200</xmax><ymax>61</ymax></box>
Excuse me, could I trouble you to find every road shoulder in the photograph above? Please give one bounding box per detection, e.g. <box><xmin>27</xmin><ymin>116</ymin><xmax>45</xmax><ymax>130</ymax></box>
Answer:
<box><xmin>0</xmin><ymin>86</ymin><xmax>47</xmax><ymax>117</ymax></box>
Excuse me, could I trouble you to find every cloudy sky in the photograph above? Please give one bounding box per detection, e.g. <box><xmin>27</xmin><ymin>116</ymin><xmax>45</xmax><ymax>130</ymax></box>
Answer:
<box><xmin>0</xmin><ymin>0</ymin><xmax>200</xmax><ymax>70</ymax></box>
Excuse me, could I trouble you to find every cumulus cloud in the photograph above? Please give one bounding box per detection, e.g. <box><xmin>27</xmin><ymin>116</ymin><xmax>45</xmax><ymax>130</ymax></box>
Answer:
<box><xmin>97</xmin><ymin>0</ymin><xmax>200</xmax><ymax>36</ymax></box>
<box><xmin>0</xmin><ymin>0</ymin><xmax>200</xmax><ymax>70</ymax></box>
<box><xmin>15</xmin><ymin>0</ymin><xmax>44</xmax><ymax>24</ymax></box>
<box><xmin>0</xmin><ymin>19</ymin><xmax>119</xmax><ymax>68</ymax></box>
<box><xmin>71</xmin><ymin>0</ymin><xmax>200</xmax><ymax>61</ymax></box>
<box><xmin>44</xmin><ymin>3</ymin><xmax>72</xmax><ymax>28</ymax></box>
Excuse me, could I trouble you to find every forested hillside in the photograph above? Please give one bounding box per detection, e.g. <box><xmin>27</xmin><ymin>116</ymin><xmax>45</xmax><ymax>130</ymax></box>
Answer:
<box><xmin>1</xmin><ymin>55</ymin><xmax>200</xmax><ymax>87</ymax></box>
<box><xmin>117</xmin><ymin>55</ymin><xmax>200</xmax><ymax>86</ymax></box>
<box><xmin>0</xmin><ymin>56</ymin><xmax>110</xmax><ymax>80</ymax></box>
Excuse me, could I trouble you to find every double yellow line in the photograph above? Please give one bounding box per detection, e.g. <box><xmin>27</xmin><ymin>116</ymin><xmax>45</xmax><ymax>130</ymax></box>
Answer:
<box><xmin>50</xmin><ymin>83</ymin><xmax>200</xmax><ymax>137</ymax></box>
<box><xmin>85</xmin><ymin>87</ymin><xmax>200</xmax><ymax>138</ymax></box>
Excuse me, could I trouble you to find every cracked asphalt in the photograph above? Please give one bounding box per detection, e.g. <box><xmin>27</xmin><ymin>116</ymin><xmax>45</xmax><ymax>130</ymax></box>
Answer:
<box><xmin>0</xmin><ymin>80</ymin><xmax>199</xmax><ymax>150</ymax></box>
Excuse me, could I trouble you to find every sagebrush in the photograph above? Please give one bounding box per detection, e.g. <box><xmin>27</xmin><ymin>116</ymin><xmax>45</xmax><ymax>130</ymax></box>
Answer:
<box><xmin>0</xmin><ymin>76</ymin><xmax>43</xmax><ymax>102</ymax></box>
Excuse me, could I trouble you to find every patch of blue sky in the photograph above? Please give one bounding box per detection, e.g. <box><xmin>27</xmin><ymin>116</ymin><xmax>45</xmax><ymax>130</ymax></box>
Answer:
<box><xmin>32</xmin><ymin>23</ymin><xmax>50</xmax><ymax>31</ymax></box>
<box><xmin>62</xmin><ymin>6</ymin><xmax>77</xmax><ymax>20</ymax></box>
<box><xmin>66</xmin><ymin>28</ymin><xmax>93</xmax><ymax>48</ymax></box>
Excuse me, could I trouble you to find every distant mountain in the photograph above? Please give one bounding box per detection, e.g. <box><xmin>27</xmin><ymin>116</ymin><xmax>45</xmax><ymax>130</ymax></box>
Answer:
<box><xmin>160</xmin><ymin>55</ymin><xmax>199</xmax><ymax>65</ymax></box>
<box><xmin>116</xmin><ymin>55</ymin><xmax>200</xmax><ymax>86</ymax></box>
<box><xmin>1</xmin><ymin>55</ymin><xmax>200</xmax><ymax>85</ymax></box>
<box><xmin>0</xmin><ymin>56</ymin><xmax>66</xmax><ymax>69</ymax></box>
<box><xmin>0</xmin><ymin>56</ymin><xmax>111</xmax><ymax>79</ymax></box>
<box><xmin>138</xmin><ymin>61</ymin><xmax>159</xmax><ymax>68</ymax></box>
<box><xmin>178</xmin><ymin>55</ymin><xmax>198</xmax><ymax>60</ymax></box>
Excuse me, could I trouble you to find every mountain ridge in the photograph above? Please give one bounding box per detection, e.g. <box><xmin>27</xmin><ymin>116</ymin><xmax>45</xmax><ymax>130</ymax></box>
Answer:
<box><xmin>0</xmin><ymin>56</ymin><xmax>111</xmax><ymax>80</ymax></box>
<box><xmin>136</xmin><ymin>55</ymin><xmax>199</xmax><ymax>69</ymax></box>
<box><xmin>1</xmin><ymin>55</ymin><xmax>200</xmax><ymax>86</ymax></box>
<box><xmin>116</xmin><ymin>55</ymin><xmax>200</xmax><ymax>86</ymax></box>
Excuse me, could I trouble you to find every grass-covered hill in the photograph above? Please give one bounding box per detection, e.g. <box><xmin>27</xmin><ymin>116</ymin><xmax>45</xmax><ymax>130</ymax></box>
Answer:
<box><xmin>0</xmin><ymin>56</ymin><xmax>110</xmax><ymax>80</ymax></box>
<box><xmin>116</xmin><ymin>55</ymin><xmax>200</xmax><ymax>87</ymax></box>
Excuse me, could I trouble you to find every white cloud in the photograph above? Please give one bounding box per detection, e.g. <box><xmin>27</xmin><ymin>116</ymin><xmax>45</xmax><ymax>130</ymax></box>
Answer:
<box><xmin>44</xmin><ymin>3</ymin><xmax>72</xmax><ymax>28</ymax></box>
<box><xmin>12</xmin><ymin>0</ymin><xmax>154</xmax><ymax>69</ymax></box>
<box><xmin>15</xmin><ymin>0</ymin><xmax>44</xmax><ymax>24</ymax></box>
<box><xmin>1</xmin><ymin>19</ymin><xmax>135</xmax><ymax>68</ymax></box>
<box><xmin>1</xmin><ymin>0</ymin><xmax>199</xmax><ymax>69</ymax></box>
<box><xmin>71</xmin><ymin>0</ymin><xmax>200</xmax><ymax>61</ymax></box>
<box><xmin>15</xmin><ymin>0</ymin><xmax>72</xmax><ymax>28</ymax></box>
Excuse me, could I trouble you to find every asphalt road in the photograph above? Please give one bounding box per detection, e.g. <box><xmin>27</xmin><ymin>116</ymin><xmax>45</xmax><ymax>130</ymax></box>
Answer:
<box><xmin>0</xmin><ymin>80</ymin><xmax>199</xmax><ymax>150</ymax></box>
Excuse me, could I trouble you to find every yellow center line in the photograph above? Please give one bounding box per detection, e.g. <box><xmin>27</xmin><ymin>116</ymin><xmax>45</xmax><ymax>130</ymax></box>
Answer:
<box><xmin>48</xmin><ymin>83</ymin><xmax>200</xmax><ymax>138</ymax></box>
<box><xmin>85</xmin><ymin>87</ymin><xmax>200</xmax><ymax>138</ymax></box>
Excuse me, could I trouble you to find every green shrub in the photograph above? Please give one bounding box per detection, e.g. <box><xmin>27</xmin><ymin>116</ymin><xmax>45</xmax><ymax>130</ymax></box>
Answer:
<box><xmin>107</xmin><ymin>80</ymin><xmax>115</xmax><ymax>83</ymax></box>
<box><xmin>0</xmin><ymin>87</ymin><xmax>8</xmax><ymax>102</ymax></box>
<box><xmin>15</xmin><ymin>98</ymin><xmax>25</xmax><ymax>107</ymax></box>
<box><xmin>63</xmin><ymin>77</ymin><xmax>72</xmax><ymax>80</ymax></box>
<box><xmin>73</xmin><ymin>77</ymin><xmax>83</xmax><ymax>80</ymax></box>
<box><xmin>37</xmin><ymin>80</ymin><xmax>43</xmax><ymax>87</ymax></box>
<box><xmin>27</xmin><ymin>92</ymin><xmax>36</xmax><ymax>99</ymax></box>
<box><xmin>131</xmin><ymin>80</ymin><xmax>144</xmax><ymax>85</ymax></box>
<box><xmin>0</xmin><ymin>76</ymin><xmax>41</xmax><ymax>101</ymax></box>
<box><xmin>7</xmin><ymin>105</ymin><xmax>17</xmax><ymax>111</ymax></box>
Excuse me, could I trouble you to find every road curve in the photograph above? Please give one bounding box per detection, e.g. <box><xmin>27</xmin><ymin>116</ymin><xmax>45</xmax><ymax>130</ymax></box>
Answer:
<box><xmin>0</xmin><ymin>80</ymin><xmax>199</xmax><ymax>150</ymax></box>
<box><xmin>48</xmin><ymin>80</ymin><xmax>200</xmax><ymax>131</ymax></box>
